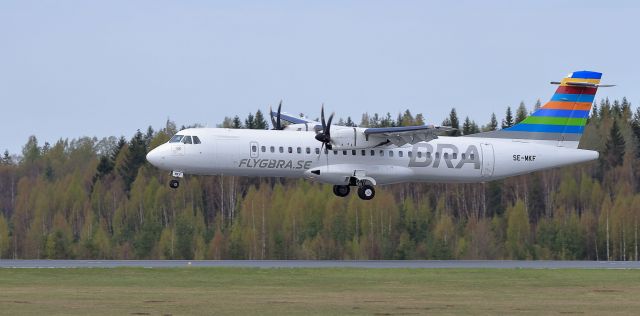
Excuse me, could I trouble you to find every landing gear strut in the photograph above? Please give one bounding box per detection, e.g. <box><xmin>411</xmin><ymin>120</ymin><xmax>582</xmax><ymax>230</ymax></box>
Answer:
<box><xmin>332</xmin><ymin>185</ymin><xmax>350</xmax><ymax>197</ymax></box>
<box><xmin>357</xmin><ymin>184</ymin><xmax>375</xmax><ymax>200</ymax></box>
<box><xmin>169</xmin><ymin>171</ymin><xmax>183</xmax><ymax>189</ymax></box>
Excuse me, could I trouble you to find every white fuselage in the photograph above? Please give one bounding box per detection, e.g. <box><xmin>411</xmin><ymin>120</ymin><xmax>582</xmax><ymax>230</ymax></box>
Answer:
<box><xmin>146</xmin><ymin>128</ymin><xmax>598</xmax><ymax>185</ymax></box>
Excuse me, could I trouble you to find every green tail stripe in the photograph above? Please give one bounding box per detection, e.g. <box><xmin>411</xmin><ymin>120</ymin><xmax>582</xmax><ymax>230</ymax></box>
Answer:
<box><xmin>521</xmin><ymin>116</ymin><xmax>587</xmax><ymax>126</ymax></box>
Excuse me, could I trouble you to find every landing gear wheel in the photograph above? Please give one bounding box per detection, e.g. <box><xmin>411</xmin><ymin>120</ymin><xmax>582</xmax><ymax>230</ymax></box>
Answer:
<box><xmin>357</xmin><ymin>185</ymin><xmax>375</xmax><ymax>200</ymax></box>
<box><xmin>169</xmin><ymin>179</ymin><xmax>180</xmax><ymax>189</ymax></box>
<box><xmin>332</xmin><ymin>185</ymin><xmax>350</xmax><ymax>197</ymax></box>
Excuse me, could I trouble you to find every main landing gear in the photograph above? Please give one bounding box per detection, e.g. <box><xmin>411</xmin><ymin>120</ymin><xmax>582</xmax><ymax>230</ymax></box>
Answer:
<box><xmin>169</xmin><ymin>171</ymin><xmax>183</xmax><ymax>189</ymax></box>
<box><xmin>332</xmin><ymin>175</ymin><xmax>376</xmax><ymax>200</ymax></box>
<box><xmin>332</xmin><ymin>184</ymin><xmax>376</xmax><ymax>200</ymax></box>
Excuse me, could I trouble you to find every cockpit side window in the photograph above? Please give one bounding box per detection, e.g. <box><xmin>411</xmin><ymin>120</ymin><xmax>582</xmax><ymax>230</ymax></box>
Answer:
<box><xmin>169</xmin><ymin>135</ymin><xmax>184</xmax><ymax>143</ymax></box>
<box><xmin>193</xmin><ymin>136</ymin><xmax>201</xmax><ymax>144</ymax></box>
<box><xmin>182</xmin><ymin>136</ymin><xmax>193</xmax><ymax>144</ymax></box>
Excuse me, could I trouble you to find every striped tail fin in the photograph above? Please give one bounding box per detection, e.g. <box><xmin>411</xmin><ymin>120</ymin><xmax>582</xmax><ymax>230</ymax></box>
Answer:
<box><xmin>471</xmin><ymin>71</ymin><xmax>604</xmax><ymax>148</ymax></box>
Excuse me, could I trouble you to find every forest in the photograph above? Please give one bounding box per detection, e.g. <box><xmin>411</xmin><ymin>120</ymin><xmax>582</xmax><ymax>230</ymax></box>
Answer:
<box><xmin>0</xmin><ymin>97</ymin><xmax>639</xmax><ymax>261</ymax></box>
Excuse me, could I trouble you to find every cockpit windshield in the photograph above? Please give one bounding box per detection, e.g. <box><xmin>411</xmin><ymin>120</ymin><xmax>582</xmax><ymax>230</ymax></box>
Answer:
<box><xmin>169</xmin><ymin>135</ymin><xmax>184</xmax><ymax>143</ymax></box>
<box><xmin>169</xmin><ymin>134</ymin><xmax>202</xmax><ymax>144</ymax></box>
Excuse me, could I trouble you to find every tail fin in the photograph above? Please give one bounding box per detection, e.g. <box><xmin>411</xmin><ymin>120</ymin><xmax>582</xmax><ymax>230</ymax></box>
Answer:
<box><xmin>470</xmin><ymin>71</ymin><xmax>604</xmax><ymax>148</ymax></box>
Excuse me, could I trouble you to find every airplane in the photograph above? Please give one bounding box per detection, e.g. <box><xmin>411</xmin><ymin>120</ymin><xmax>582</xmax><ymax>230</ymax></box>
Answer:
<box><xmin>146</xmin><ymin>70</ymin><xmax>611</xmax><ymax>200</ymax></box>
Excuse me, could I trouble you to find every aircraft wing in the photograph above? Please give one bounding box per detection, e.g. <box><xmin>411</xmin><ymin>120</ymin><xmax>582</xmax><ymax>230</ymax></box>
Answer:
<box><xmin>271</xmin><ymin>111</ymin><xmax>317</xmax><ymax>125</ymax></box>
<box><xmin>363</xmin><ymin>125</ymin><xmax>454</xmax><ymax>146</ymax></box>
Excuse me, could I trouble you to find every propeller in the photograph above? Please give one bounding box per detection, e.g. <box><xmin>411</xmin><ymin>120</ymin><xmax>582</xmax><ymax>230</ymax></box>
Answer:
<box><xmin>270</xmin><ymin>101</ymin><xmax>283</xmax><ymax>130</ymax></box>
<box><xmin>315</xmin><ymin>104</ymin><xmax>334</xmax><ymax>150</ymax></box>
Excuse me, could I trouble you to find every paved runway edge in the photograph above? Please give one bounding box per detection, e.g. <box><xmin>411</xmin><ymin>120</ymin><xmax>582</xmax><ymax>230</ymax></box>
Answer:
<box><xmin>2</xmin><ymin>260</ymin><xmax>640</xmax><ymax>269</ymax></box>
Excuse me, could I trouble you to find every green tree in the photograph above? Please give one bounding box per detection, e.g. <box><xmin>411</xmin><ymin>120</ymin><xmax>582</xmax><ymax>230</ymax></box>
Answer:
<box><xmin>603</xmin><ymin>120</ymin><xmax>625</xmax><ymax>168</ymax></box>
<box><xmin>448</xmin><ymin>108</ymin><xmax>460</xmax><ymax>136</ymax></box>
<box><xmin>244</xmin><ymin>113</ymin><xmax>256</xmax><ymax>129</ymax></box>
<box><xmin>118</xmin><ymin>130</ymin><xmax>147</xmax><ymax>193</ymax></box>
<box><xmin>253</xmin><ymin>110</ymin><xmax>268</xmax><ymax>129</ymax></box>
<box><xmin>515</xmin><ymin>101</ymin><xmax>528</xmax><ymax>124</ymax></box>
<box><xmin>502</xmin><ymin>106</ymin><xmax>514</xmax><ymax>128</ymax></box>
<box><xmin>232</xmin><ymin>116</ymin><xmax>243</xmax><ymax>129</ymax></box>
<box><xmin>506</xmin><ymin>200</ymin><xmax>530</xmax><ymax>259</ymax></box>
<box><xmin>487</xmin><ymin>113</ymin><xmax>498</xmax><ymax>131</ymax></box>
<box><xmin>0</xmin><ymin>214</ymin><xmax>9</xmax><ymax>259</ymax></box>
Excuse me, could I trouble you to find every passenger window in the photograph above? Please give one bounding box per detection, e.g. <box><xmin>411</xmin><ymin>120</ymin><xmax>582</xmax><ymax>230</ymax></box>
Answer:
<box><xmin>306</xmin><ymin>147</ymin><xmax>311</xmax><ymax>154</ymax></box>
<box><xmin>444</xmin><ymin>153</ymin><xmax>448</xmax><ymax>159</ymax></box>
<box><xmin>193</xmin><ymin>136</ymin><xmax>202</xmax><ymax>144</ymax></box>
<box><xmin>389</xmin><ymin>151</ymin><xmax>394</xmax><ymax>157</ymax></box>
<box><xmin>288</xmin><ymin>147</ymin><xmax>293</xmax><ymax>153</ymax></box>
<box><xmin>399</xmin><ymin>151</ymin><xmax>404</xmax><ymax>158</ymax></box>
<box><xmin>470</xmin><ymin>154</ymin><xmax>475</xmax><ymax>160</ymax></box>
<box><xmin>297</xmin><ymin>147</ymin><xmax>302</xmax><ymax>154</ymax></box>
<box><xmin>333</xmin><ymin>150</ymin><xmax>338</xmax><ymax>155</ymax></box>
<box><xmin>461</xmin><ymin>153</ymin><xmax>466</xmax><ymax>159</ymax></box>
<box><xmin>380</xmin><ymin>150</ymin><xmax>384</xmax><ymax>157</ymax></box>
<box><xmin>352</xmin><ymin>150</ymin><xmax>356</xmax><ymax>156</ymax></box>
<box><xmin>315</xmin><ymin>148</ymin><xmax>320</xmax><ymax>154</ymax></box>
<box><xmin>427</xmin><ymin>152</ymin><xmax>432</xmax><ymax>158</ymax></box>
<box><xmin>361</xmin><ymin>150</ymin><xmax>366</xmax><ymax>156</ymax></box>
<box><xmin>261</xmin><ymin>146</ymin><xmax>266</xmax><ymax>153</ymax></box>
<box><xmin>343</xmin><ymin>150</ymin><xmax>347</xmax><ymax>155</ymax></box>
<box><xmin>408</xmin><ymin>151</ymin><xmax>412</xmax><ymax>158</ymax></box>
<box><xmin>251</xmin><ymin>145</ymin><xmax>257</xmax><ymax>152</ymax></box>
<box><xmin>370</xmin><ymin>150</ymin><xmax>375</xmax><ymax>156</ymax></box>
<box><xmin>169</xmin><ymin>135</ymin><xmax>184</xmax><ymax>143</ymax></box>
<box><xmin>270</xmin><ymin>146</ymin><xmax>275</xmax><ymax>153</ymax></box>
<box><xmin>453</xmin><ymin>153</ymin><xmax>457</xmax><ymax>159</ymax></box>
<box><xmin>183</xmin><ymin>136</ymin><xmax>193</xmax><ymax>144</ymax></box>
<box><xmin>417</xmin><ymin>152</ymin><xmax>422</xmax><ymax>158</ymax></box>
<box><xmin>279</xmin><ymin>147</ymin><xmax>284</xmax><ymax>153</ymax></box>
<box><xmin>436</xmin><ymin>152</ymin><xmax>440</xmax><ymax>158</ymax></box>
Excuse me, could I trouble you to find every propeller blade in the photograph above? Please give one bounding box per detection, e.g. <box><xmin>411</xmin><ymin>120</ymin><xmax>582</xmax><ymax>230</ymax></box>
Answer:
<box><xmin>320</xmin><ymin>104</ymin><xmax>326</xmax><ymax>132</ymax></box>
<box><xmin>276</xmin><ymin>100</ymin><xmax>282</xmax><ymax>130</ymax></box>
<box><xmin>326</xmin><ymin>112</ymin><xmax>334</xmax><ymax>136</ymax></box>
<box><xmin>270</xmin><ymin>106</ymin><xmax>278</xmax><ymax>130</ymax></box>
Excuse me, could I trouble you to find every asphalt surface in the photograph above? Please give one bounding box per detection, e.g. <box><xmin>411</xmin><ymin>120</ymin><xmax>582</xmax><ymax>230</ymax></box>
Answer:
<box><xmin>1</xmin><ymin>260</ymin><xmax>640</xmax><ymax>269</ymax></box>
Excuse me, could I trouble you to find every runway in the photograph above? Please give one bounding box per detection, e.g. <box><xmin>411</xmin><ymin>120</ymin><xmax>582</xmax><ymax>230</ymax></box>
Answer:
<box><xmin>1</xmin><ymin>260</ymin><xmax>640</xmax><ymax>269</ymax></box>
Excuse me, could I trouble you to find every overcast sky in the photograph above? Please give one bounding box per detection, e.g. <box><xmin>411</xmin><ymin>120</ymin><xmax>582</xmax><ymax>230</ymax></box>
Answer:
<box><xmin>1</xmin><ymin>0</ymin><xmax>638</xmax><ymax>154</ymax></box>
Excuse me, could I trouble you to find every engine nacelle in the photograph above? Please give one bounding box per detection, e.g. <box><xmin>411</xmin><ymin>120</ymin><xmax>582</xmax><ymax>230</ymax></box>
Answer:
<box><xmin>330</xmin><ymin>127</ymin><xmax>379</xmax><ymax>149</ymax></box>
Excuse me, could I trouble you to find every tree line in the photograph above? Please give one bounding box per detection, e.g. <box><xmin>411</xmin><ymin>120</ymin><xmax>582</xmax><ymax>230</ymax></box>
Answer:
<box><xmin>0</xmin><ymin>97</ymin><xmax>639</xmax><ymax>260</ymax></box>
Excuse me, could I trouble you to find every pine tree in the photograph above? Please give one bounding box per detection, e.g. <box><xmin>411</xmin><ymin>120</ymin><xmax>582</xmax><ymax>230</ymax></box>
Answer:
<box><xmin>462</xmin><ymin>116</ymin><xmax>472</xmax><ymax>135</ymax></box>
<box><xmin>515</xmin><ymin>101</ymin><xmax>528</xmax><ymax>124</ymax></box>
<box><xmin>488</xmin><ymin>113</ymin><xmax>498</xmax><ymax>131</ymax></box>
<box><xmin>631</xmin><ymin>108</ymin><xmax>640</xmax><ymax>158</ymax></box>
<box><xmin>345</xmin><ymin>116</ymin><xmax>356</xmax><ymax>127</ymax></box>
<box><xmin>534</xmin><ymin>99</ymin><xmax>542</xmax><ymax>111</ymax></box>
<box><xmin>253</xmin><ymin>110</ymin><xmax>268</xmax><ymax>129</ymax></box>
<box><xmin>1</xmin><ymin>150</ymin><xmax>11</xmax><ymax>165</ymax></box>
<box><xmin>244</xmin><ymin>113</ymin><xmax>256</xmax><ymax>129</ymax></box>
<box><xmin>119</xmin><ymin>130</ymin><xmax>147</xmax><ymax>192</ymax></box>
<box><xmin>604</xmin><ymin>119</ymin><xmax>625</xmax><ymax>168</ymax></box>
<box><xmin>449</xmin><ymin>108</ymin><xmax>460</xmax><ymax>136</ymax></box>
<box><xmin>502</xmin><ymin>106</ymin><xmax>514</xmax><ymax>129</ymax></box>
<box><xmin>232</xmin><ymin>116</ymin><xmax>243</xmax><ymax>129</ymax></box>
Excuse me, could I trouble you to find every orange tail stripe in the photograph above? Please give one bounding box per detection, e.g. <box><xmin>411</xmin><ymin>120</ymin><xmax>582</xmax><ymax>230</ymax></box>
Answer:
<box><xmin>542</xmin><ymin>101</ymin><xmax>592</xmax><ymax>111</ymax></box>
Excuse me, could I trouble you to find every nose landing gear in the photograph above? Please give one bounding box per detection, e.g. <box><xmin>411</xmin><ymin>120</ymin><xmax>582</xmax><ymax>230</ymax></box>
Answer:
<box><xmin>169</xmin><ymin>171</ymin><xmax>183</xmax><ymax>189</ymax></box>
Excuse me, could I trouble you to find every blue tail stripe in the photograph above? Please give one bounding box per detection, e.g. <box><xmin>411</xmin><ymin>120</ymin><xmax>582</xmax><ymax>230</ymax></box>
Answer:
<box><xmin>531</xmin><ymin>109</ymin><xmax>590</xmax><ymax>119</ymax></box>
<box><xmin>571</xmin><ymin>71</ymin><xmax>602</xmax><ymax>79</ymax></box>
<box><xmin>506</xmin><ymin>124</ymin><xmax>584</xmax><ymax>134</ymax></box>
<box><xmin>550</xmin><ymin>94</ymin><xmax>595</xmax><ymax>103</ymax></box>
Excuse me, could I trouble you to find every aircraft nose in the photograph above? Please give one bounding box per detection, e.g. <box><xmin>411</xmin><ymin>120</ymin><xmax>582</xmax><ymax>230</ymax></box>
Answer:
<box><xmin>146</xmin><ymin>147</ymin><xmax>161</xmax><ymax>166</ymax></box>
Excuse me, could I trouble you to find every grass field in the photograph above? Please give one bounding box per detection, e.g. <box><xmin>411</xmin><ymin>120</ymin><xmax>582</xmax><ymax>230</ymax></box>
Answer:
<box><xmin>1</xmin><ymin>268</ymin><xmax>640</xmax><ymax>315</ymax></box>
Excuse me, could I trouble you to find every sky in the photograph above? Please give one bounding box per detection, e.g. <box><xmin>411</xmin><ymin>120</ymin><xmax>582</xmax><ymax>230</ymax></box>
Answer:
<box><xmin>1</xmin><ymin>0</ymin><xmax>639</xmax><ymax>155</ymax></box>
